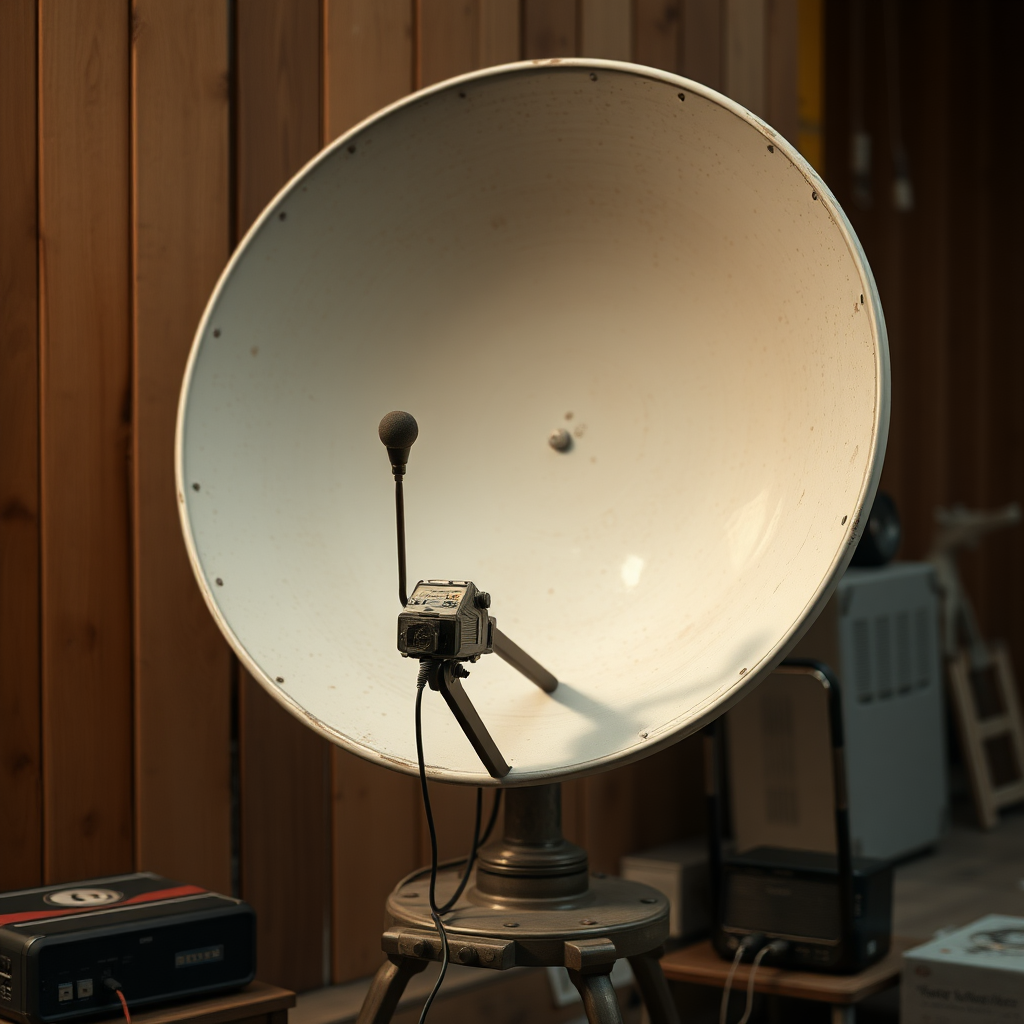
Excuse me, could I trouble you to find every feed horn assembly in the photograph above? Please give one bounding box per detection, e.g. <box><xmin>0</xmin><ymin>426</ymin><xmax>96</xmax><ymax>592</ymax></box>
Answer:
<box><xmin>176</xmin><ymin>60</ymin><xmax>889</xmax><ymax>1024</ymax></box>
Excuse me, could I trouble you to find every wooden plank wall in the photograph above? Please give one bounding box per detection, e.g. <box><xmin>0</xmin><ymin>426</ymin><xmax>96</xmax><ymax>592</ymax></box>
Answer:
<box><xmin>0</xmin><ymin>0</ymin><xmax>813</xmax><ymax>992</ymax></box>
<box><xmin>823</xmin><ymin>0</ymin><xmax>1024</xmax><ymax>684</ymax></box>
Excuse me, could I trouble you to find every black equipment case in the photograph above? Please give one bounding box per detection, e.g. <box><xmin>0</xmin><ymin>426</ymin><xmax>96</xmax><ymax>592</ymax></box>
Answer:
<box><xmin>0</xmin><ymin>874</ymin><xmax>255</xmax><ymax>1024</ymax></box>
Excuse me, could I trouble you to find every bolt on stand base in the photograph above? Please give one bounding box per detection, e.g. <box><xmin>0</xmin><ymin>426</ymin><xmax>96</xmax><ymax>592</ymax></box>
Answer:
<box><xmin>355</xmin><ymin>784</ymin><xmax>681</xmax><ymax>1024</ymax></box>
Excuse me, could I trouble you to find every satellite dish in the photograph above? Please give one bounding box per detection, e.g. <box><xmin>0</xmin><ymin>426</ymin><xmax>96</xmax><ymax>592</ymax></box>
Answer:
<box><xmin>176</xmin><ymin>59</ymin><xmax>889</xmax><ymax>788</ymax></box>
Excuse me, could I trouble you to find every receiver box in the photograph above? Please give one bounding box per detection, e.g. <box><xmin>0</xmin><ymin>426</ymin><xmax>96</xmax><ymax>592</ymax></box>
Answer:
<box><xmin>0</xmin><ymin>873</ymin><xmax>255</xmax><ymax>1024</ymax></box>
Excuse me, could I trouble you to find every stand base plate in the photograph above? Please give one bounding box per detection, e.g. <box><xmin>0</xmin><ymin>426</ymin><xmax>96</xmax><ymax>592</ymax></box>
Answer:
<box><xmin>385</xmin><ymin>865</ymin><xmax>670</xmax><ymax>968</ymax></box>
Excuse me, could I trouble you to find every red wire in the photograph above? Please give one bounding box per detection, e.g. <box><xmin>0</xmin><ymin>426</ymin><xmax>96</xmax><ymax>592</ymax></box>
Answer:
<box><xmin>116</xmin><ymin>989</ymin><xmax>131</xmax><ymax>1024</ymax></box>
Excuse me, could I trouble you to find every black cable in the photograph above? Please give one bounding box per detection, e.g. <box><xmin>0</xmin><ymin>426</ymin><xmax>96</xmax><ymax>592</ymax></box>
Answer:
<box><xmin>437</xmin><ymin>789</ymin><xmax>481</xmax><ymax>915</ymax></box>
<box><xmin>414</xmin><ymin>661</ymin><xmax>504</xmax><ymax>1024</ymax></box>
<box><xmin>415</xmin><ymin>663</ymin><xmax>448</xmax><ymax>1024</ymax></box>
<box><xmin>437</xmin><ymin>786</ymin><xmax>502</xmax><ymax>913</ymax></box>
<box><xmin>482</xmin><ymin>787</ymin><xmax>502</xmax><ymax>843</ymax></box>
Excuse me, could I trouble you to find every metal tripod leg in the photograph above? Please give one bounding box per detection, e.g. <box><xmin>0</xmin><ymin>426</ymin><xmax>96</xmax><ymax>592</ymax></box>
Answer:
<box><xmin>355</xmin><ymin>955</ymin><xmax>428</xmax><ymax>1024</ymax></box>
<box><xmin>628</xmin><ymin>950</ymin><xmax>680</xmax><ymax>1024</ymax></box>
<box><xmin>567</xmin><ymin>967</ymin><xmax>624</xmax><ymax>1024</ymax></box>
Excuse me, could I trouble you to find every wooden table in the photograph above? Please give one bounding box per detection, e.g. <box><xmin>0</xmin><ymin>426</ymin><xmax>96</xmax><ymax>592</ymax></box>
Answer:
<box><xmin>660</xmin><ymin>939</ymin><xmax>914</xmax><ymax>1024</ymax></box>
<box><xmin>89</xmin><ymin>982</ymin><xmax>295</xmax><ymax>1024</ymax></box>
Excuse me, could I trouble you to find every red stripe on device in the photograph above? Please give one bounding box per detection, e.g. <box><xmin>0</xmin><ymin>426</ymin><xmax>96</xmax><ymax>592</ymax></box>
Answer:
<box><xmin>0</xmin><ymin>886</ymin><xmax>207</xmax><ymax>927</ymax></box>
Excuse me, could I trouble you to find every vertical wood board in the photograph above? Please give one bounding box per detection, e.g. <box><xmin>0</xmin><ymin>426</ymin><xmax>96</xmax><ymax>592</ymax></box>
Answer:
<box><xmin>724</xmin><ymin>0</ymin><xmax>766</xmax><ymax>115</ymax></box>
<box><xmin>235</xmin><ymin>0</ymin><xmax>331</xmax><ymax>994</ymax></box>
<box><xmin>479</xmin><ymin>0</ymin><xmax>521</xmax><ymax>66</ymax></box>
<box><xmin>418</xmin><ymin>0</ymin><xmax>477</xmax><ymax>87</ymax></box>
<box><xmin>765</xmin><ymin>0</ymin><xmax>798</xmax><ymax>144</ymax></box>
<box><xmin>682</xmin><ymin>0</ymin><xmax>722</xmax><ymax>90</ymax></box>
<box><xmin>332</xmin><ymin>750</ymin><xmax>421</xmax><ymax>984</ymax></box>
<box><xmin>236</xmin><ymin>0</ymin><xmax>322</xmax><ymax>235</ymax></box>
<box><xmin>241</xmin><ymin>677</ymin><xmax>331</xmax><ymax>991</ymax></box>
<box><xmin>323</xmin><ymin>0</ymin><xmax>414</xmax><ymax>143</ymax></box>
<box><xmin>39</xmin><ymin>0</ymin><xmax>134</xmax><ymax>884</ymax></box>
<box><xmin>523</xmin><ymin>0</ymin><xmax>578</xmax><ymax>59</ymax></box>
<box><xmin>580</xmin><ymin>0</ymin><xmax>632</xmax><ymax>59</ymax></box>
<box><xmin>0</xmin><ymin>0</ymin><xmax>42</xmax><ymax>892</ymax></box>
<box><xmin>131</xmin><ymin>0</ymin><xmax>234</xmax><ymax>896</ymax></box>
<box><xmin>633</xmin><ymin>0</ymin><xmax>683</xmax><ymax>75</ymax></box>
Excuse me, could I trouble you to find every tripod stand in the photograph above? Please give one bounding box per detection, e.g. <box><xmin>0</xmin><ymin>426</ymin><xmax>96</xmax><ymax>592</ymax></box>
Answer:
<box><xmin>355</xmin><ymin>783</ymin><xmax>680</xmax><ymax>1024</ymax></box>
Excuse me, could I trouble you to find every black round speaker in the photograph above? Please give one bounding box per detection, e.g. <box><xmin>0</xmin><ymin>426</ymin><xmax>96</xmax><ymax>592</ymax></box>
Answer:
<box><xmin>851</xmin><ymin>491</ymin><xmax>901</xmax><ymax>567</ymax></box>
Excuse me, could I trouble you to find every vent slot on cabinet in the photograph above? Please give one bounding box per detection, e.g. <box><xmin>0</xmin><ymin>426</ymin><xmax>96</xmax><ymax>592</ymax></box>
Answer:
<box><xmin>895</xmin><ymin>611</ymin><xmax>913</xmax><ymax>693</ymax></box>
<box><xmin>875</xmin><ymin>616</ymin><xmax>893</xmax><ymax>699</ymax></box>
<box><xmin>914</xmin><ymin>607</ymin><xmax>931</xmax><ymax>688</ymax></box>
<box><xmin>853</xmin><ymin>618</ymin><xmax>872</xmax><ymax>703</ymax></box>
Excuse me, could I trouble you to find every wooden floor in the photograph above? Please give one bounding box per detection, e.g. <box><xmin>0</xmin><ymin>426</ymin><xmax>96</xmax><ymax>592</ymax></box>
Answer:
<box><xmin>291</xmin><ymin>799</ymin><xmax>1024</xmax><ymax>1024</ymax></box>
<box><xmin>893</xmin><ymin>801</ymin><xmax>1024</xmax><ymax>942</ymax></box>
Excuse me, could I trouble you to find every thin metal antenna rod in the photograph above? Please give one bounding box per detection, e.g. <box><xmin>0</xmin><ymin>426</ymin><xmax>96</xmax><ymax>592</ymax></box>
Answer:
<box><xmin>395</xmin><ymin>477</ymin><xmax>408</xmax><ymax>608</ymax></box>
<box><xmin>379</xmin><ymin>411</ymin><xmax>419</xmax><ymax>607</ymax></box>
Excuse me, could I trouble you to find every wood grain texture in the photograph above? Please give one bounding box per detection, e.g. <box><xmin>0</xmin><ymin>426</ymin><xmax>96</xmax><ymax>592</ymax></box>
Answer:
<box><xmin>235</xmin><ymin>0</ymin><xmax>332</xmax><ymax>995</ymax></box>
<box><xmin>417</xmin><ymin>781</ymin><xmax>482</xmax><ymax>863</ymax></box>
<box><xmin>479</xmin><ymin>0</ymin><xmax>521</xmax><ymax>66</ymax></box>
<box><xmin>824</xmin><ymin>0</ymin><xmax>949</xmax><ymax>598</ymax></box>
<box><xmin>580</xmin><ymin>0</ymin><xmax>632</xmax><ymax>59</ymax></box>
<box><xmin>824</xmin><ymin>1</ymin><xmax>1024</xmax><ymax>693</ymax></box>
<box><xmin>523</xmin><ymin>0</ymin><xmax>577</xmax><ymax>58</ymax></box>
<box><xmin>39</xmin><ymin>0</ymin><xmax>133</xmax><ymax>884</ymax></box>
<box><xmin>332</xmin><ymin>748</ymin><xmax>421</xmax><ymax>984</ymax></box>
<box><xmin>418</xmin><ymin>0</ymin><xmax>522</xmax><ymax>88</ymax></box>
<box><xmin>765</xmin><ymin>0</ymin><xmax>797</xmax><ymax>143</ymax></box>
<box><xmin>633</xmin><ymin>0</ymin><xmax>683</xmax><ymax>74</ymax></box>
<box><xmin>724</xmin><ymin>0</ymin><xmax>765</xmax><ymax>114</ymax></box>
<box><xmin>236</xmin><ymin>0</ymin><xmax>321</xmax><ymax>235</ymax></box>
<box><xmin>583</xmin><ymin>738</ymin><xmax>705</xmax><ymax>874</ymax></box>
<box><xmin>241</xmin><ymin>676</ymin><xmax>332</xmax><ymax>991</ymax></box>
<box><xmin>0</xmin><ymin>0</ymin><xmax>42</xmax><ymax>892</ymax></box>
<box><xmin>131</xmin><ymin>0</ymin><xmax>233</xmax><ymax>896</ymax></box>
<box><xmin>682</xmin><ymin>0</ymin><xmax>722</xmax><ymax>89</ymax></box>
<box><xmin>418</xmin><ymin>0</ymin><xmax>477</xmax><ymax>86</ymax></box>
<box><xmin>323</xmin><ymin>0</ymin><xmax>414</xmax><ymax>142</ymax></box>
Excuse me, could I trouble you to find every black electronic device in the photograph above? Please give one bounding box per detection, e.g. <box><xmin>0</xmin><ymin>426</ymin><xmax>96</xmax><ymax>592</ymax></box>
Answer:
<box><xmin>0</xmin><ymin>873</ymin><xmax>255</xmax><ymax>1024</ymax></box>
<box><xmin>707</xmin><ymin>661</ymin><xmax>894</xmax><ymax>974</ymax></box>
<box><xmin>398</xmin><ymin>580</ymin><xmax>495</xmax><ymax>661</ymax></box>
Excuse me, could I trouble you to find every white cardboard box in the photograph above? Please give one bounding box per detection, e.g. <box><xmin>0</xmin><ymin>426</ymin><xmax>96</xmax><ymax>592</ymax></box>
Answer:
<box><xmin>620</xmin><ymin>839</ymin><xmax>709</xmax><ymax>940</ymax></box>
<box><xmin>903</xmin><ymin>915</ymin><xmax>1024</xmax><ymax>1023</ymax></box>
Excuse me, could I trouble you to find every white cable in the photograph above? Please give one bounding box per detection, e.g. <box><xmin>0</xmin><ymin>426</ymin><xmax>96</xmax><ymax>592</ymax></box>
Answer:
<box><xmin>736</xmin><ymin>945</ymin><xmax>771</xmax><ymax>1024</ymax></box>
<box><xmin>719</xmin><ymin>944</ymin><xmax>745</xmax><ymax>1024</ymax></box>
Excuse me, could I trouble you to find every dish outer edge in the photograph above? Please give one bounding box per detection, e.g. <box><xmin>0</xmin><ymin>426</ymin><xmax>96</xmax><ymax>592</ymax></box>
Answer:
<box><xmin>173</xmin><ymin>57</ymin><xmax>892</xmax><ymax>787</ymax></box>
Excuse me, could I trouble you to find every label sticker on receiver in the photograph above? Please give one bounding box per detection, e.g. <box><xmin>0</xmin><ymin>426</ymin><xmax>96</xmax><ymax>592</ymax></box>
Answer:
<box><xmin>175</xmin><ymin>945</ymin><xmax>224</xmax><ymax>968</ymax></box>
<box><xmin>44</xmin><ymin>888</ymin><xmax>123</xmax><ymax>908</ymax></box>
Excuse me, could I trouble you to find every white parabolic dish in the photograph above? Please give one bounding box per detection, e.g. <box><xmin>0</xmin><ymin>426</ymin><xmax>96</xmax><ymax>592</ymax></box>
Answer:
<box><xmin>176</xmin><ymin>60</ymin><xmax>889</xmax><ymax>786</ymax></box>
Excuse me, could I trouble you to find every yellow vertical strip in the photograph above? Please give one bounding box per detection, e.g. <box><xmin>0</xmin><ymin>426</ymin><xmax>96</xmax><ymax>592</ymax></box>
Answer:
<box><xmin>797</xmin><ymin>0</ymin><xmax>823</xmax><ymax>173</ymax></box>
